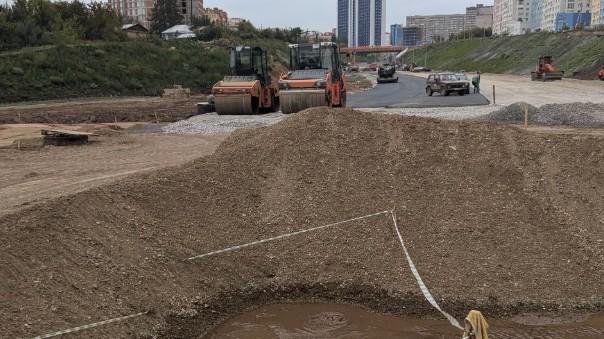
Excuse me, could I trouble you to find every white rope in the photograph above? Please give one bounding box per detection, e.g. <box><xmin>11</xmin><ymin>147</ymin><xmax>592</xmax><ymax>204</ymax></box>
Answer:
<box><xmin>29</xmin><ymin>208</ymin><xmax>464</xmax><ymax>338</ymax></box>
<box><xmin>188</xmin><ymin>210</ymin><xmax>391</xmax><ymax>261</ymax></box>
<box><xmin>390</xmin><ymin>210</ymin><xmax>464</xmax><ymax>330</ymax></box>
<box><xmin>31</xmin><ymin>312</ymin><xmax>147</xmax><ymax>339</ymax></box>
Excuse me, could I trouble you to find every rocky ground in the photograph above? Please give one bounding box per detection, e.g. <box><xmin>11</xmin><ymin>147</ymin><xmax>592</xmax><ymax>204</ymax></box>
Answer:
<box><xmin>1</xmin><ymin>108</ymin><xmax>602</xmax><ymax>338</ymax></box>
<box><xmin>480</xmin><ymin>102</ymin><xmax>604</xmax><ymax>128</ymax></box>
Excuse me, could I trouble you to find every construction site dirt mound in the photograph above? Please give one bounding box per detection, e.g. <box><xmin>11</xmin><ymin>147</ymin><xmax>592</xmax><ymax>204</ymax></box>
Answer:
<box><xmin>480</xmin><ymin>102</ymin><xmax>604</xmax><ymax>128</ymax></box>
<box><xmin>1</xmin><ymin>109</ymin><xmax>603</xmax><ymax>338</ymax></box>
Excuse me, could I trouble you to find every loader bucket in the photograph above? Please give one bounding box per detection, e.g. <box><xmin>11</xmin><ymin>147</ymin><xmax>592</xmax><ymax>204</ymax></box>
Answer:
<box><xmin>280</xmin><ymin>89</ymin><xmax>326</xmax><ymax>114</ymax></box>
<box><xmin>214</xmin><ymin>94</ymin><xmax>257</xmax><ymax>115</ymax></box>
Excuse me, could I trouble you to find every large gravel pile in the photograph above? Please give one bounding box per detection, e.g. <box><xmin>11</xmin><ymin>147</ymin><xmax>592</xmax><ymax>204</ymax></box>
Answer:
<box><xmin>162</xmin><ymin>112</ymin><xmax>286</xmax><ymax>134</ymax></box>
<box><xmin>480</xmin><ymin>102</ymin><xmax>604</xmax><ymax>127</ymax></box>
<box><xmin>535</xmin><ymin>103</ymin><xmax>604</xmax><ymax>127</ymax></box>
<box><xmin>1</xmin><ymin>109</ymin><xmax>603</xmax><ymax>338</ymax></box>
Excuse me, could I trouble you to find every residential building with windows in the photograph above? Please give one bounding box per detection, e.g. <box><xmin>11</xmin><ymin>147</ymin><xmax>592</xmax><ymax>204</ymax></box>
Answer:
<box><xmin>109</xmin><ymin>0</ymin><xmax>226</xmax><ymax>29</ymax></box>
<box><xmin>593</xmin><ymin>0</ymin><xmax>603</xmax><ymax>26</ymax></box>
<box><xmin>109</xmin><ymin>0</ymin><xmax>155</xmax><ymax>28</ymax></box>
<box><xmin>406</xmin><ymin>14</ymin><xmax>468</xmax><ymax>44</ymax></box>
<box><xmin>466</xmin><ymin>4</ymin><xmax>494</xmax><ymax>29</ymax></box>
<box><xmin>177</xmin><ymin>0</ymin><xmax>204</xmax><ymax>24</ymax></box>
<box><xmin>391</xmin><ymin>25</ymin><xmax>423</xmax><ymax>46</ymax></box>
<box><xmin>337</xmin><ymin>0</ymin><xmax>387</xmax><ymax>47</ymax></box>
<box><xmin>529</xmin><ymin>0</ymin><xmax>592</xmax><ymax>31</ymax></box>
<box><xmin>202</xmin><ymin>7</ymin><xmax>228</xmax><ymax>26</ymax></box>
<box><xmin>493</xmin><ymin>0</ymin><xmax>532</xmax><ymax>35</ymax></box>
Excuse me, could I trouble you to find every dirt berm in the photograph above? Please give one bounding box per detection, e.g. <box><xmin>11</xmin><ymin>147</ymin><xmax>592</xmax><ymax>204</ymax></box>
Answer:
<box><xmin>1</xmin><ymin>109</ymin><xmax>603</xmax><ymax>338</ymax></box>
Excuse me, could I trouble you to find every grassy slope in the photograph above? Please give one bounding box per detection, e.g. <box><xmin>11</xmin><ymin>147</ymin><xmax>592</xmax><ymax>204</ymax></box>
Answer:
<box><xmin>416</xmin><ymin>32</ymin><xmax>604</xmax><ymax>78</ymax></box>
<box><xmin>0</xmin><ymin>38</ymin><xmax>288</xmax><ymax>104</ymax></box>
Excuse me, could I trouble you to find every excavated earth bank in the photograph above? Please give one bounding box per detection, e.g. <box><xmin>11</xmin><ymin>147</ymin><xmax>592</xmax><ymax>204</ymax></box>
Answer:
<box><xmin>1</xmin><ymin>109</ymin><xmax>603</xmax><ymax>338</ymax></box>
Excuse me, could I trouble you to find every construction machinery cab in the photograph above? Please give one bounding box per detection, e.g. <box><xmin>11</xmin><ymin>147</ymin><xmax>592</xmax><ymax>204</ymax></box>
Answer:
<box><xmin>279</xmin><ymin>42</ymin><xmax>346</xmax><ymax>114</ymax></box>
<box><xmin>230</xmin><ymin>46</ymin><xmax>270</xmax><ymax>85</ymax></box>
<box><xmin>531</xmin><ymin>56</ymin><xmax>564</xmax><ymax>81</ymax></box>
<box><xmin>288</xmin><ymin>43</ymin><xmax>342</xmax><ymax>81</ymax></box>
<box><xmin>212</xmin><ymin>46</ymin><xmax>279</xmax><ymax>115</ymax></box>
<box><xmin>537</xmin><ymin>56</ymin><xmax>555</xmax><ymax>72</ymax></box>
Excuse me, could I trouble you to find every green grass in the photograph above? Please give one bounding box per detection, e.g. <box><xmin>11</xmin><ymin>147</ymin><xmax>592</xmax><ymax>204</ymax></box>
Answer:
<box><xmin>0</xmin><ymin>38</ymin><xmax>290</xmax><ymax>104</ymax></box>
<box><xmin>409</xmin><ymin>32</ymin><xmax>604</xmax><ymax>77</ymax></box>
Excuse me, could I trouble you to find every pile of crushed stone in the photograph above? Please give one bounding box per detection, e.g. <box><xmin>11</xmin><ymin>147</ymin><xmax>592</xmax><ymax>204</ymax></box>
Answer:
<box><xmin>1</xmin><ymin>109</ymin><xmax>602</xmax><ymax>338</ymax></box>
<box><xmin>162</xmin><ymin>112</ymin><xmax>285</xmax><ymax>134</ymax></box>
<box><xmin>480</xmin><ymin>102</ymin><xmax>604</xmax><ymax>127</ymax></box>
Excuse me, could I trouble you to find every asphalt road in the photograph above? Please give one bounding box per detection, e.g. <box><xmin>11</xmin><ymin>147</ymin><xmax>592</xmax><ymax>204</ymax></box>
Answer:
<box><xmin>348</xmin><ymin>73</ymin><xmax>490</xmax><ymax>108</ymax></box>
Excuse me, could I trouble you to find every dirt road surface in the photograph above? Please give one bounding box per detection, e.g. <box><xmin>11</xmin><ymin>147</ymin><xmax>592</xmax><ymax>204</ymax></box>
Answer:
<box><xmin>0</xmin><ymin>127</ymin><xmax>226</xmax><ymax>216</ymax></box>
<box><xmin>0</xmin><ymin>96</ymin><xmax>205</xmax><ymax>124</ymax></box>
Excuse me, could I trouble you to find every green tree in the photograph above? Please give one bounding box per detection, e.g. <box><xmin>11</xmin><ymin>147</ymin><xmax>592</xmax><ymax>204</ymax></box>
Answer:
<box><xmin>150</xmin><ymin>0</ymin><xmax>182</xmax><ymax>34</ymax></box>
<box><xmin>197</xmin><ymin>23</ymin><xmax>226</xmax><ymax>41</ymax></box>
<box><xmin>84</xmin><ymin>2</ymin><xmax>123</xmax><ymax>40</ymax></box>
<box><xmin>191</xmin><ymin>15</ymin><xmax>210</xmax><ymax>28</ymax></box>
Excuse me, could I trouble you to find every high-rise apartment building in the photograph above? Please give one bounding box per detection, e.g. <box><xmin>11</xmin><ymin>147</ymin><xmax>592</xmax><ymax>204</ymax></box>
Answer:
<box><xmin>109</xmin><ymin>0</ymin><xmax>156</xmax><ymax>28</ymax></box>
<box><xmin>337</xmin><ymin>0</ymin><xmax>387</xmax><ymax>47</ymax></box>
<box><xmin>390</xmin><ymin>24</ymin><xmax>422</xmax><ymax>46</ymax></box>
<box><xmin>493</xmin><ymin>0</ymin><xmax>531</xmax><ymax>35</ymax></box>
<box><xmin>593</xmin><ymin>0</ymin><xmax>603</xmax><ymax>26</ymax></box>
<box><xmin>406</xmin><ymin>14</ymin><xmax>467</xmax><ymax>44</ymax></box>
<box><xmin>528</xmin><ymin>0</ymin><xmax>592</xmax><ymax>31</ymax></box>
<box><xmin>466</xmin><ymin>4</ymin><xmax>494</xmax><ymax>29</ymax></box>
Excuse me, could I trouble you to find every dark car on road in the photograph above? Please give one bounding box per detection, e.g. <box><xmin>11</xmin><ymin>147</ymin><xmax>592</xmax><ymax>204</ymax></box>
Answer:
<box><xmin>426</xmin><ymin>73</ymin><xmax>471</xmax><ymax>96</ymax></box>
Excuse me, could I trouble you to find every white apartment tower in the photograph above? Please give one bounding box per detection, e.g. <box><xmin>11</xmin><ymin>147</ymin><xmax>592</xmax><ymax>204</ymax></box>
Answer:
<box><xmin>493</xmin><ymin>0</ymin><xmax>532</xmax><ymax>35</ymax></box>
<box><xmin>594</xmin><ymin>0</ymin><xmax>603</xmax><ymax>26</ymax></box>
<box><xmin>541</xmin><ymin>0</ymin><xmax>592</xmax><ymax>31</ymax></box>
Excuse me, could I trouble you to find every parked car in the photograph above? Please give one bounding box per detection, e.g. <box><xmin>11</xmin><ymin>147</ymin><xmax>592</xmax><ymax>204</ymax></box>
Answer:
<box><xmin>369</xmin><ymin>63</ymin><xmax>379</xmax><ymax>71</ymax></box>
<box><xmin>350</xmin><ymin>64</ymin><xmax>360</xmax><ymax>72</ymax></box>
<box><xmin>426</xmin><ymin>73</ymin><xmax>471</xmax><ymax>96</ymax></box>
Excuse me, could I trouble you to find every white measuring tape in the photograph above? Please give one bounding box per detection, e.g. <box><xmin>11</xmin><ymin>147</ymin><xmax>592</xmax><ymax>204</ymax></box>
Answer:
<box><xmin>30</xmin><ymin>311</ymin><xmax>147</xmax><ymax>339</ymax></box>
<box><xmin>390</xmin><ymin>210</ymin><xmax>464</xmax><ymax>330</ymax></box>
<box><xmin>187</xmin><ymin>210</ymin><xmax>392</xmax><ymax>260</ymax></box>
<box><xmin>29</xmin><ymin>208</ymin><xmax>463</xmax><ymax>337</ymax></box>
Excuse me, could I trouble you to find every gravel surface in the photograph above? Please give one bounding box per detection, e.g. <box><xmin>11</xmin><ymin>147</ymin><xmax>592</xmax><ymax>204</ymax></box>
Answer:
<box><xmin>480</xmin><ymin>102</ymin><xmax>604</xmax><ymax>127</ymax></box>
<box><xmin>2</xmin><ymin>109</ymin><xmax>602</xmax><ymax>338</ymax></box>
<box><xmin>162</xmin><ymin>112</ymin><xmax>286</xmax><ymax>134</ymax></box>
<box><xmin>363</xmin><ymin>105</ymin><xmax>500</xmax><ymax>120</ymax></box>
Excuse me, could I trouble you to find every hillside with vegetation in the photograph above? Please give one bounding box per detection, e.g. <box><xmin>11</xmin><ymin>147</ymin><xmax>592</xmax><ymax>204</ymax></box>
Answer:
<box><xmin>415</xmin><ymin>31</ymin><xmax>604</xmax><ymax>79</ymax></box>
<box><xmin>0</xmin><ymin>0</ymin><xmax>300</xmax><ymax>103</ymax></box>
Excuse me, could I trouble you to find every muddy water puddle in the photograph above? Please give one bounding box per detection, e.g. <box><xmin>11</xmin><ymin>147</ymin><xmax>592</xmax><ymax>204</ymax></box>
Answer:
<box><xmin>206</xmin><ymin>304</ymin><xmax>604</xmax><ymax>339</ymax></box>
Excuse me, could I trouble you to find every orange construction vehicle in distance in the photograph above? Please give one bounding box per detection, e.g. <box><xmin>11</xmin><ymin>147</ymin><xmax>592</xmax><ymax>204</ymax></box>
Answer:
<box><xmin>212</xmin><ymin>46</ymin><xmax>279</xmax><ymax>115</ymax></box>
<box><xmin>531</xmin><ymin>56</ymin><xmax>564</xmax><ymax>81</ymax></box>
<box><xmin>279</xmin><ymin>43</ymin><xmax>346</xmax><ymax>114</ymax></box>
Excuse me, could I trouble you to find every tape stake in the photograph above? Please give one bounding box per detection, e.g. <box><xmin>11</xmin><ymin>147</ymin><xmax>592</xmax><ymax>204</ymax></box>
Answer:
<box><xmin>188</xmin><ymin>210</ymin><xmax>391</xmax><ymax>261</ymax></box>
<box><xmin>31</xmin><ymin>311</ymin><xmax>147</xmax><ymax>339</ymax></box>
<box><xmin>390</xmin><ymin>211</ymin><xmax>463</xmax><ymax>330</ymax></box>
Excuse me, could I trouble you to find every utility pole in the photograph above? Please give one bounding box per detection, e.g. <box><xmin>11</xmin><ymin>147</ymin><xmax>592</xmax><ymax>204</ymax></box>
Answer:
<box><xmin>424</xmin><ymin>46</ymin><xmax>428</xmax><ymax>68</ymax></box>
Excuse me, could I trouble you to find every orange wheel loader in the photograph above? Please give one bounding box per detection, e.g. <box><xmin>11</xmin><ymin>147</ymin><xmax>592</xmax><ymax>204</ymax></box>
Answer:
<box><xmin>279</xmin><ymin>43</ymin><xmax>346</xmax><ymax>114</ymax></box>
<box><xmin>212</xmin><ymin>46</ymin><xmax>279</xmax><ymax>115</ymax></box>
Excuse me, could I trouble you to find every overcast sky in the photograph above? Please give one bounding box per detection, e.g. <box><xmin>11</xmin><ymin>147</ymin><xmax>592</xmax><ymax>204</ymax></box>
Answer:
<box><xmin>205</xmin><ymin>0</ymin><xmax>494</xmax><ymax>32</ymax></box>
